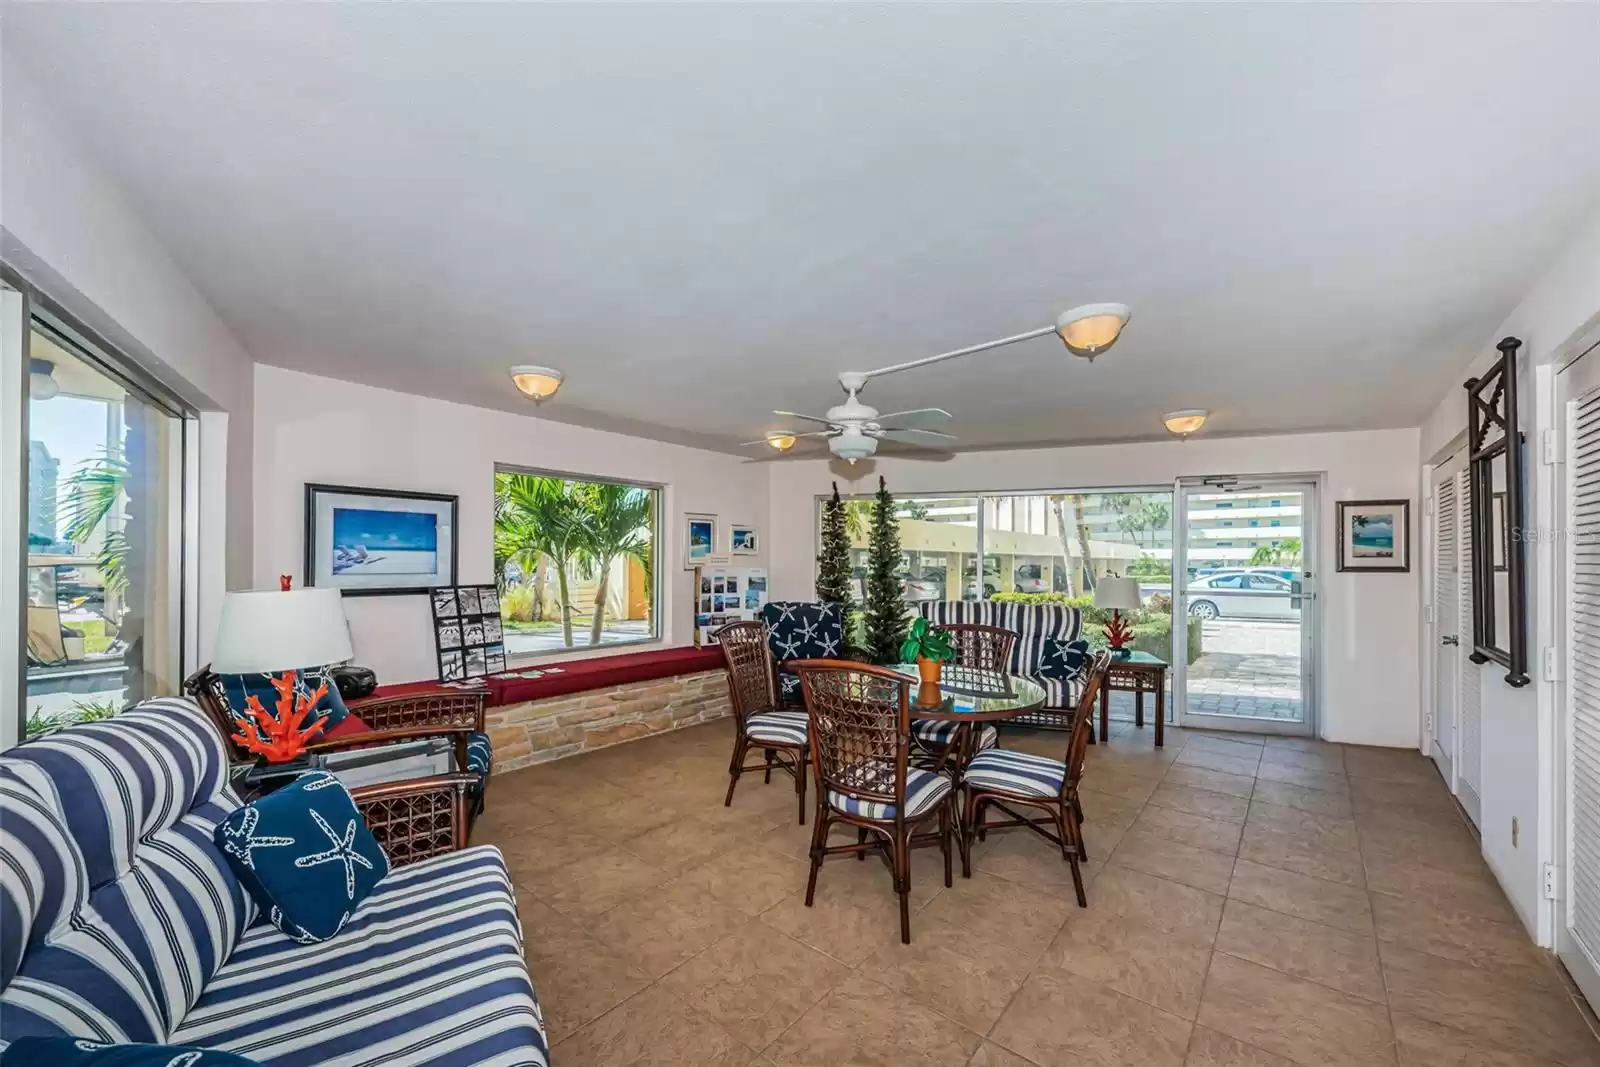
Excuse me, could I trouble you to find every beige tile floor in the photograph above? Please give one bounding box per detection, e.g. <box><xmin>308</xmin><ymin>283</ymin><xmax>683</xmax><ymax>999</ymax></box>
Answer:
<box><xmin>476</xmin><ymin>718</ymin><xmax>1600</xmax><ymax>1067</ymax></box>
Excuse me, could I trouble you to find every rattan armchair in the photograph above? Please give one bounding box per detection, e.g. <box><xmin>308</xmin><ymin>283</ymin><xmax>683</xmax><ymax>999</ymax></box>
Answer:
<box><xmin>794</xmin><ymin>659</ymin><xmax>956</xmax><ymax>944</ymax></box>
<box><xmin>719</xmin><ymin>620</ymin><xmax>809</xmax><ymax>824</ymax></box>
<box><xmin>961</xmin><ymin>649</ymin><xmax>1111</xmax><ymax>907</ymax></box>
<box><xmin>185</xmin><ymin>667</ymin><xmax>492</xmax><ymax>863</ymax></box>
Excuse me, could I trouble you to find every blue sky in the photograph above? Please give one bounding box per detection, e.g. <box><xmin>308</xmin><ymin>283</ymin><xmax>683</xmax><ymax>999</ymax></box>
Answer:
<box><xmin>333</xmin><ymin>507</ymin><xmax>439</xmax><ymax>550</ymax></box>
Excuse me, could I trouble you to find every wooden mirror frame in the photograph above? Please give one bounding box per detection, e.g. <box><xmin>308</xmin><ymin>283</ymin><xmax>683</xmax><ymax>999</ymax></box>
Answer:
<box><xmin>1464</xmin><ymin>336</ymin><xmax>1530</xmax><ymax>688</ymax></box>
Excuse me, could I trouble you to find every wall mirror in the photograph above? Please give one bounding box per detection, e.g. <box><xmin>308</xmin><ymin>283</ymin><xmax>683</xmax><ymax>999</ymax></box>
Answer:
<box><xmin>1464</xmin><ymin>336</ymin><xmax>1530</xmax><ymax>687</ymax></box>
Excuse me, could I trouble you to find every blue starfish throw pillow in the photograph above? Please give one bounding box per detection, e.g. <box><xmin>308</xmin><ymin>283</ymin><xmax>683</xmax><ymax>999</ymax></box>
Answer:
<box><xmin>0</xmin><ymin>1038</ymin><xmax>261</xmax><ymax>1066</ymax></box>
<box><xmin>214</xmin><ymin>771</ymin><xmax>388</xmax><ymax>943</ymax></box>
<box><xmin>1038</xmin><ymin>637</ymin><xmax>1092</xmax><ymax>682</ymax></box>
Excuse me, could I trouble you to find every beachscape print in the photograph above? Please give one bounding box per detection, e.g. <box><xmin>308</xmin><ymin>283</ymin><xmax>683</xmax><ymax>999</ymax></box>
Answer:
<box><xmin>1348</xmin><ymin>513</ymin><xmax>1395</xmax><ymax>557</ymax></box>
<box><xmin>332</xmin><ymin>507</ymin><xmax>439</xmax><ymax>576</ymax></box>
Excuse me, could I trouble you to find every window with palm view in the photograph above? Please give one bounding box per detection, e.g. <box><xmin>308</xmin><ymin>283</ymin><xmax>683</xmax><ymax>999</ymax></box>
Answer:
<box><xmin>493</xmin><ymin>466</ymin><xmax>659</xmax><ymax>657</ymax></box>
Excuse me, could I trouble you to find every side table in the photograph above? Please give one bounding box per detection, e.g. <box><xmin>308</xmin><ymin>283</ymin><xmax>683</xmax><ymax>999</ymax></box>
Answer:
<box><xmin>1098</xmin><ymin>651</ymin><xmax>1169</xmax><ymax>748</ymax></box>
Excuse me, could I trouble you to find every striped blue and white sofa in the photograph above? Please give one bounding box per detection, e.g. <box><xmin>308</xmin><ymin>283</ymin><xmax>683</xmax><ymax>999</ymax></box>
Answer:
<box><xmin>917</xmin><ymin>600</ymin><xmax>1085</xmax><ymax>730</ymax></box>
<box><xmin>0</xmin><ymin>697</ymin><xmax>548</xmax><ymax>1066</ymax></box>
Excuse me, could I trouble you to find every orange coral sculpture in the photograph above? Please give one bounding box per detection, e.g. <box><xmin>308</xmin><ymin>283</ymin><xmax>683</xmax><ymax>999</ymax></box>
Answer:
<box><xmin>1104</xmin><ymin>609</ymin><xmax>1134</xmax><ymax>652</ymax></box>
<box><xmin>230</xmin><ymin>670</ymin><xmax>329</xmax><ymax>763</ymax></box>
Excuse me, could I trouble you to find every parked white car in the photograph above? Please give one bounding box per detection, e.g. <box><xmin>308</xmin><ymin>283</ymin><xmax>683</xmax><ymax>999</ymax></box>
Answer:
<box><xmin>1186</xmin><ymin>572</ymin><xmax>1300</xmax><ymax>620</ymax></box>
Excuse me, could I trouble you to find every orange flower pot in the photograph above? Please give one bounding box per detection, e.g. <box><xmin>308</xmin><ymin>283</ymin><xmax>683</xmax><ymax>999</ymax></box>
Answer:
<box><xmin>916</xmin><ymin>656</ymin><xmax>944</xmax><ymax>707</ymax></box>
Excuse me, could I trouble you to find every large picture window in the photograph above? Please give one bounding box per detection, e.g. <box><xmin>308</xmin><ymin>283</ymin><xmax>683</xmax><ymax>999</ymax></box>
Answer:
<box><xmin>493</xmin><ymin>466</ymin><xmax>660</xmax><ymax>657</ymax></box>
<box><xmin>18</xmin><ymin>304</ymin><xmax>192</xmax><ymax>741</ymax></box>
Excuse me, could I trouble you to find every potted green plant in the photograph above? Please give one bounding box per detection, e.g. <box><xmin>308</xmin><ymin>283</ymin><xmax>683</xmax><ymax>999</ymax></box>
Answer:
<box><xmin>900</xmin><ymin>617</ymin><xmax>956</xmax><ymax>705</ymax></box>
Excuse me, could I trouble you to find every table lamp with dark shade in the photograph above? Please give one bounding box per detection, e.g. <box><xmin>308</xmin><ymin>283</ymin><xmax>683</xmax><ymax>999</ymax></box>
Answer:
<box><xmin>1092</xmin><ymin>575</ymin><xmax>1142</xmax><ymax>657</ymax></box>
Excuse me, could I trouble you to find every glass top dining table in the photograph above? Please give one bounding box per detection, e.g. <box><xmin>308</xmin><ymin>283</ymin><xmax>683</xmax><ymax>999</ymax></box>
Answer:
<box><xmin>888</xmin><ymin>664</ymin><xmax>1047</xmax><ymax>722</ymax></box>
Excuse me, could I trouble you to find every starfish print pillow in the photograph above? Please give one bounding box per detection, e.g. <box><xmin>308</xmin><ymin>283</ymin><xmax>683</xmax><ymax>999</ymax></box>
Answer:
<box><xmin>214</xmin><ymin>771</ymin><xmax>390</xmax><ymax>943</ymax></box>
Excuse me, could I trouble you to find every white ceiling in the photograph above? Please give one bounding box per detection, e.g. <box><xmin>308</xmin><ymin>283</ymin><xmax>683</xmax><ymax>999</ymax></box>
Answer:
<box><xmin>6</xmin><ymin>4</ymin><xmax>1599</xmax><ymax>455</ymax></box>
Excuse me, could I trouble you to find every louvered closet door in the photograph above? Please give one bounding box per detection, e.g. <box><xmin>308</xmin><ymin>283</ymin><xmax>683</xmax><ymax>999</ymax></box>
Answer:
<box><xmin>1457</xmin><ymin>462</ymin><xmax>1482</xmax><ymax>828</ymax></box>
<box><xmin>1561</xmin><ymin>342</ymin><xmax>1600</xmax><ymax>1010</ymax></box>
<box><xmin>1430</xmin><ymin>456</ymin><xmax>1464</xmax><ymax>784</ymax></box>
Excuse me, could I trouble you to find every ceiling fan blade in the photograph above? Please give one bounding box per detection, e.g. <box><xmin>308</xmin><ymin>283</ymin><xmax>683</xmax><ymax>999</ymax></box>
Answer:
<box><xmin>877</xmin><ymin>426</ymin><xmax>957</xmax><ymax>441</ymax></box>
<box><xmin>772</xmin><ymin>410</ymin><xmax>838</xmax><ymax>427</ymax></box>
<box><xmin>877</xmin><ymin>428</ymin><xmax>959</xmax><ymax>447</ymax></box>
<box><xmin>872</xmin><ymin>407</ymin><xmax>952</xmax><ymax>429</ymax></box>
<box><xmin>737</xmin><ymin>431</ymin><xmax>832</xmax><ymax>446</ymax></box>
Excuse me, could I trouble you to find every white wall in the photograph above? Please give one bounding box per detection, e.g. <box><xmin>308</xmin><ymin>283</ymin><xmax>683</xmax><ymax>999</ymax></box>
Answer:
<box><xmin>766</xmin><ymin>427</ymin><xmax>1422</xmax><ymax>749</ymax></box>
<box><xmin>1417</xmin><ymin>203</ymin><xmax>1600</xmax><ymax>944</ymax></box>
<box><xmin>1</xmin><ymin>55</ymin><xmax>257</xmax><ymax>593</ymax></box>
<box><xmin>252</xmin><ymin>365</ymin><xmax>770</xmax><ymax>685</ymax></box>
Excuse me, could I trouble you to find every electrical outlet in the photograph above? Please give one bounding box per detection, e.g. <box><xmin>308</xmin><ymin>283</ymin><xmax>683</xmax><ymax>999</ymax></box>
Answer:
<box><xmin>1512</xmin><ymin>817</ymin><xmax>1520</xmax><ymax>848</ymax></box>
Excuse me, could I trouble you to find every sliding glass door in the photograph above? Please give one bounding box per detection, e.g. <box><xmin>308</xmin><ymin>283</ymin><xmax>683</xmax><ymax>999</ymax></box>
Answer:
<box><xmin>1173</xmin><ymin>478</ymin><xmax>1318</xmax><ymax>736</ymax></box>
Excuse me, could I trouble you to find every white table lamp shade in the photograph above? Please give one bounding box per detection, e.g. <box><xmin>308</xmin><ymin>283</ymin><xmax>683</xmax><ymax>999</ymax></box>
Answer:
<box><xmin>1093</xmin><ymin>576</ymin><xmax>1142</xmax><ymax>612</ymax></box>
<box><xmin>211</xmin><ymin>588</ymin><xmax>354</xmax><ymax>673</ymax></box>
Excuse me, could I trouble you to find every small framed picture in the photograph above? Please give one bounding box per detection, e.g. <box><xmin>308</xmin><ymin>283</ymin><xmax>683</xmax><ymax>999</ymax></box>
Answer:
<box><xmin>1337</xmin><ymin>500</ymin><xmax>1411</xmax><ymax>573</ymax></box>
<box><xmin>432</xmin><ymin>588</ymin><xmax>459</xmax><ymax>618</ymax></box>
<box><xmin>440</xmin><ymin>650</ymin><xmax>465</xmax><ymax>682</ymax></box>
<box><xmin>481</xmin><ymin>588</ymin><xmax>500</xmax><ymax>614</ymax></box>
<box><xmin>700</xmin><ymin>576</ymin><xmax>712</xmax><ymax>595</ymax></box>
<box><xmin>685</xmin><ymin>514</ymin><xmax>718</xmax><ymax>569</ymax></box>
<box><xmin>465</xmin><ymin>648</ymin><xmax>487</xmax><ymax>677</ymax></box>
<box><xmin>485</xmin><ymin>645</ymin><xmax>507</xmax><ymax>673</ymax></box>
<box><xmin>484</xmin><ymin>616</ymin><xmax>504</xmax><ymax>641</ymax></box>
<box><xmin>458</xmin><ymin>587</ymin><xmax>481</xmax><ymax>615</ymax></box>
<box><xmin>731</xmin><ymin>525</ymin><xmax>759</xmax><ymax>555</ymax></box>
<box><xmin>700</xmin><ymin>595</ymin><xmax>713</xmax><ymax>613</ymax></box>
<box><xmin>463</xmin><ymin>621</ymin><xmax>485</xmax><ymax>645</ymax></box>
<box><xmin>438</xmin><ymin>623</ymin><xmax>462</xmax><ymax>649</ymax></box>
<box><xmin>726</xmin><ymin>576</ymin><xmax>739</xmax><ymax>595</ymax></box>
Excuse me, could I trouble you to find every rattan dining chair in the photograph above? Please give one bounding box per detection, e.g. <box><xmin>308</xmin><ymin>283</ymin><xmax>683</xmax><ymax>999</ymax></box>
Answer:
<box><xmin>794</xmin><ymin>659</ymin><xmax>956</xmax><ymax>944</ymax></box>
<box><xmin>719</xmin><ymin>620</ymin><xmax>809</xmax><ymax>824</ymax></box>
<box><xmin>910</xmin><ymin>623</ymin><xmax>1017</xmax><ymax>766</ymax></box>
<box><xmin>961</xmin><ymin>648</ymin><xmax>1111</xmax><ymax>907</ymax></box>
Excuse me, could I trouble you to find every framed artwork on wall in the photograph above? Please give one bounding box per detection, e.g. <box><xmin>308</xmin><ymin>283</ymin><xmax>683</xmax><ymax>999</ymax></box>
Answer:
<box><xmin>1335</xmin><ymin>499</ymin><xmax>1410</xmax><ymax>573</ymax></box>
<box><xmin>684</xmin><ymin>513</ymin><xmax>717</xmax><ymax>569</ymax></box>
<box><xmin>432</xmin><ymin>583</ymin><xmax>506</xmax><ymax>682</ymax></box>
<box><xmin>305</xmin><ymin>483</ymin><xmax>458</xmax><ymax>595</ymax></box>
<box><xmin>730</xmin><ymin>524</ymin><xmax>759</xmax><ymax>555</ymax></box>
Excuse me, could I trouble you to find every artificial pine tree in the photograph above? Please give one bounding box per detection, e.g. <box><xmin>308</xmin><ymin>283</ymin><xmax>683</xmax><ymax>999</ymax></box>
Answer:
<box><xmin>815</xmin><ymin>482</ymin><xmax>855</xmax><ymax>613</ymax></box>
<box><xmin>863</xmin><ymin>475</ymin><xmax>910</xmax><ymax>665</ymax></box>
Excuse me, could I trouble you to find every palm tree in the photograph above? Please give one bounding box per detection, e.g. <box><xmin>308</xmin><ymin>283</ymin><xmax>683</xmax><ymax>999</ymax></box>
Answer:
<box><xmin>494</xmin><ymin>473</ymin><xmax>586</xmax><ymax>647</ymax></box>
<box><xmin>844</xmin><ymin>498</ymin><xmax>874</xmax><ymax>543</ymax></box>
<box><xmin>60</xmin><ymin>449</ymin><xmax>130</xmax><ymax>596</ymax></box>
<box><xmin>570</xmin><ymin>482</ymin><xmax>653</xmax><ymax>646</ymax></box>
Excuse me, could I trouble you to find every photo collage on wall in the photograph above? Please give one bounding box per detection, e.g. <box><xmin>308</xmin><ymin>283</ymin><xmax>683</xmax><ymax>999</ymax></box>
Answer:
<box><xmin>695</xmin><ymin>565</ymin><xmax>769</xmax><ymax>646</ymax></box>
<box><xmin>432</xmin><ymin>584</ymin><xmax>507</xmax><ymax>684</ymax></box>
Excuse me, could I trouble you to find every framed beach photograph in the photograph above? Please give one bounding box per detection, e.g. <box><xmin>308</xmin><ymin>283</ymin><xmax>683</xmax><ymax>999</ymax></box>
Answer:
<box><xmin>685</xmin><ymin>513</ymin><xmax>718</xmax><ymax>569</ymax></box>
<box><xmin>1336</xmin><ymin>499</ymin><xmax>1410</xmax><ymax>573</ymax></box>
<box><xmin>306</xmin><ymin>483</ymin><xmax>458</xmax><ymax>595</ymax></box>
<box><xmin>731</xmin><ymin>524</ymin><xmax>759</xmax><ymax>555</ymax></box>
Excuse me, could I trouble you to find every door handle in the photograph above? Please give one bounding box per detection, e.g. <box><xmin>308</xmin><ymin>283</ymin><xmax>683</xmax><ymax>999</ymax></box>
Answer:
<box><xmin>1441</xmin><ymin>635</ymin><xmax>1459</xmax><ymax>646</ymax></box>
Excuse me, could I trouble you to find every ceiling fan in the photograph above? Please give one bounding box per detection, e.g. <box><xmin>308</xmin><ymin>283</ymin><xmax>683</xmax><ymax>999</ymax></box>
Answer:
<box><xmin>743</xmin><ymin>303</ymin><xmax>1131</xmax><ymax>463</ymax></box>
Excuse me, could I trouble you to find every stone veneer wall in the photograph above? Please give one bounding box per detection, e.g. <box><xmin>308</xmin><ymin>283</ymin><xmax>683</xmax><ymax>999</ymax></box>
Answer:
<box><xmin>487</xmin><ymin>668</ymin><xmax>732</xmax><ymax>772</ymax></box>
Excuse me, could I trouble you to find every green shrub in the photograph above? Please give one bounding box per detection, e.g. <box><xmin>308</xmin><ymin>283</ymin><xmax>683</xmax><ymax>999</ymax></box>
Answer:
<box><xmin>500</xmin><ymin>583</ymin><xmax>538</xmax><ymax>623</ymax></box>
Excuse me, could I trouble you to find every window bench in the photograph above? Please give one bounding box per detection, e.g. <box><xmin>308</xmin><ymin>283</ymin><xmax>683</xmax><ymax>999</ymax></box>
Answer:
<box><xmin>357</xmin><ymin>646</ymin><xmax>730</xmax><ymax>772</ymax></box>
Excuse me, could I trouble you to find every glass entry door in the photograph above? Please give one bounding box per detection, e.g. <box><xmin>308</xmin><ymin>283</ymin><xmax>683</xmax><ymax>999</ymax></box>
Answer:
<box><xmin>1173</xmin><ymin>478</ymin><xmax>1317</xmax><ymax>736</ymax></box>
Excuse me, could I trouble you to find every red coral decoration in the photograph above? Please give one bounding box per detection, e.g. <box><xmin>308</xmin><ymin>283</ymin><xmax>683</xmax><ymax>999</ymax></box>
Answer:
<box><xmin>1104</xmin><ymin>609</ymin><xmax>1134</xmax><ymax>651</ymax></box>
<box><xmin>231</xmin><ymin>670</ymin><xmax>329</xmax><ymax>763</ymax></box>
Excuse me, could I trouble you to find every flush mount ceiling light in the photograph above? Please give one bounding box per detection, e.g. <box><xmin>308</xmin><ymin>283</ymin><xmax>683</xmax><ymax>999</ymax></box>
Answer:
<box><xmin>1163</xmin><ymin>409</ymin><xmax>1209</xmax><ymax>437</ymax></box>
<box><xmin>29</xmin><ymin>358</ymin><xmax>58</xmax><ymax>400</ymax></box>
<box><xmin>1055</xmin><ymin>303</ymin><xmax>1132</xmax><ymax>360</ymax></box>
<box><xmin>765</xmin><ymin>432</ymin><xmax>797</xmax><ymax>451</ymax></box>
<box><xmin>509</xmin><ymin>365</ymin><xmax>563</xmax><ymax>403</ymax></box>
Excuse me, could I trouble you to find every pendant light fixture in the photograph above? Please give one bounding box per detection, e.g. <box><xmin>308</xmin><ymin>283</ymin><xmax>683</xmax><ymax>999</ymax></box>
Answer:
<box><xmin>509</xmin><ymin>365</ymin><xmax>564</xmax><ymax>403</ymax></box>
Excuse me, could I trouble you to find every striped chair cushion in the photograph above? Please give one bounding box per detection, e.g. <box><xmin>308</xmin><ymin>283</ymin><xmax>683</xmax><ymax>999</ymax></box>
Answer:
<box><xmin>919</xmin><ymin>601</ymin><xmax>1082</xmax><ymax>708</ymax></box>
<box><xmin>744</xmin><ymin>712</ymin><xmax>808</xmax><ymax>746</ymax></box>
<box><xmin>170</xmin><ymin>846</ymin><xmax>548</xmax><ymax>1066</ymax></box>
<box><xmin>1</xmin><ymin>698</ymin><xmax>254</xmax><ymax>1045</ymax></box>
<box><xmin>963</xmin><ymin>749</ymin><xmax>1067</xmax><ymax>799</ymax></box>
<box><xmin>826</xmin><ymin>766</ymin><xmax>952</xmax><ymax>821</ymax></box>
<box><xmin>909</xmin><ymin>720</ymin><xmax>998</xmax><ymax>753</ymax></box>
